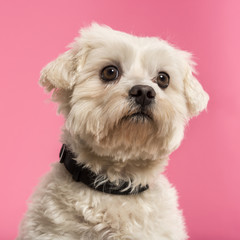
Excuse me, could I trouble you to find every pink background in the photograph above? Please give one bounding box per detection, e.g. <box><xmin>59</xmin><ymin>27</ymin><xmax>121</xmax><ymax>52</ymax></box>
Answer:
<box><xmin>1</xmin><ymin>0</ymin><xmax>240</xmax><ymax>239</ymax></box>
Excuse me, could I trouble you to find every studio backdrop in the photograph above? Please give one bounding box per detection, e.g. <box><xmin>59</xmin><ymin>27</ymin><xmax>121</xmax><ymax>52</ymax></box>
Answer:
<box><xmin>0</xmin><ymin>0</ymin><xmax>239</xmax><ymax>239</ymax></box>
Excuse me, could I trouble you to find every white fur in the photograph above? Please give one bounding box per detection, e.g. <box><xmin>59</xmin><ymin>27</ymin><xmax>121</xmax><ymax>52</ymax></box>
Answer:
<box><xmin>17</xmin><ymin>24</ymin><xmax>209</xmax><ymax>240</ymax></box>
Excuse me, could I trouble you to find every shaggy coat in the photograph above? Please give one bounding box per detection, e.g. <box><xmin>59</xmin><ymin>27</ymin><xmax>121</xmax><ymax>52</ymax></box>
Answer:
<box><xmin>17</xmin><ymin>24</ymin><xmax>209</xmax><ymax>240</ymax></box>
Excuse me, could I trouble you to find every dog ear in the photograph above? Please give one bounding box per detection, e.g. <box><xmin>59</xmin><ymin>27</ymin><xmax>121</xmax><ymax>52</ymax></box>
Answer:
<box><xmin>39</xmin><ymin>49</ymin><xmax>78</xmax><ymax>92</ymax></box>
<box><xmin>184</xmin><ymin>63</ymin><xmax>209</xmax><ymax>118</ymax></box>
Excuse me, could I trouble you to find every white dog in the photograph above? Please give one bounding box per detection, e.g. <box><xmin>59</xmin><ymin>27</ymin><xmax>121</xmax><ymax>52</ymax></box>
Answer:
<box><xmin>17</xmin><ymin>24</ymin><xmax>209</xmax><ymax>240</ymax></box>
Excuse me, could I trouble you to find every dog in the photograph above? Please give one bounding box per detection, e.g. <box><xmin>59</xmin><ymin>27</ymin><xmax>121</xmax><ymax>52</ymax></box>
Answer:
<box><xmin>17</xmin><ymin>23</ymin><xmax>209</xmax><ymax>240</ymax></box>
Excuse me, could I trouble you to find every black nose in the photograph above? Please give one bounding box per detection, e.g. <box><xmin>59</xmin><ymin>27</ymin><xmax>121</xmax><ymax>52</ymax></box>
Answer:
<box><xmin>129</xmin><ymin>85</ymin><xmax>156</xmax><ymax>107</ymax></box>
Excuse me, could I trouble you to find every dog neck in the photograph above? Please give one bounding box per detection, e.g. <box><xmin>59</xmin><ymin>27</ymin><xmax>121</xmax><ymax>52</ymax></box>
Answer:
<box><xmin>61</xmin><ymin>132</ymin><xmax>168</xmax><ymax>188</ymax></box>
<box><xmin>59</xmin><ymin>144</ymin><xmax>149</xmax><ymax>195</ymax></box>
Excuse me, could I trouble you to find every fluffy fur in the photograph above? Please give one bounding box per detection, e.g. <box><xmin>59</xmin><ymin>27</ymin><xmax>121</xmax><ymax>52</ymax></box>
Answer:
<box><xmin>17</xmin><ymin>24</ymin><xmax>209</xmax><ymax>240</ymax></box>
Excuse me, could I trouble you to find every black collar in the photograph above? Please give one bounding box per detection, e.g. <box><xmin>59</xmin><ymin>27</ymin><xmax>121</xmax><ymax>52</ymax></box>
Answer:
<box><xmin>59</xmin><ymin>144</ymin><xmax>149</xmax><ymax>195</ymax></box>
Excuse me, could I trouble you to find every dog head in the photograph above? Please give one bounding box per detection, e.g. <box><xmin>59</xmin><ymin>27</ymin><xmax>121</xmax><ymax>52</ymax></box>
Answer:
<box><xmin>40</xmin><ymin>24</ymin><xmax>209</xmax><ymax>164</ymax></box>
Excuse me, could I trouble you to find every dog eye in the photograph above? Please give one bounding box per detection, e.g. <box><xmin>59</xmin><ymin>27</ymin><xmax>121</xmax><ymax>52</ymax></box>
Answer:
<box><xmin>101</xmin><ymin>66</ymin><xmax>119</xmax><ymax>82</ymax></box>
<box><xmin>157</xmin><ymin>72</ymin><xmax>170</xmax><ymax>89</ymax></box>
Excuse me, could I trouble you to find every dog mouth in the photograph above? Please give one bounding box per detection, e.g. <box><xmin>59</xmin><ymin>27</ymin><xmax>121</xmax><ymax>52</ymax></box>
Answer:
<box><xmin>121</xmin><ymin>111</ymin><xmax>153</xmax><ymax>122</ymax></box>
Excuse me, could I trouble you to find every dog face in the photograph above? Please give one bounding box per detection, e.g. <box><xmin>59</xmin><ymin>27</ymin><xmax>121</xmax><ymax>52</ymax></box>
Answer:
<box><xmin>40</xmin><ymin>24</ymin><xmax>209</xmax><ymax>162</ymax></box>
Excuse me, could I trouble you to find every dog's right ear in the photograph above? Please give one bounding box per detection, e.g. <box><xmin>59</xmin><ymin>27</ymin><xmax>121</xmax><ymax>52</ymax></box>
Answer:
<box><xmin>39</xmin><ymin>48</ymin><xmax>79</xmax><ymax>92</ymax></box>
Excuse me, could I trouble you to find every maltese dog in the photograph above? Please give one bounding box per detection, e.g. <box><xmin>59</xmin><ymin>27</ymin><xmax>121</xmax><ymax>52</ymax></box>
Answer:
<box><xmin>17</xmin><ymin>23</ymin><xmax>209</xmax><ymax>240</ymax></box>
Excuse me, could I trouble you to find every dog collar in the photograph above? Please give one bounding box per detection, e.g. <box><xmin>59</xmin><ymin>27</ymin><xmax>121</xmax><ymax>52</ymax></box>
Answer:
<box><xmin>59</xmin><ymin>144</ymin><xmax>149</xmax><ymax>195</ymax></box>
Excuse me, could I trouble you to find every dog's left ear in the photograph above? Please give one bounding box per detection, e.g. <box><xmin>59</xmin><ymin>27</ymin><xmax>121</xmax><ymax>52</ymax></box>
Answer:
<box><xmin>184</xmin><ymin>62</ymin><xmax>209</xmax><ymax>118</ymax></box>
<box><xmin>39</xmin><ymin>48</ymin><xmax>79</xmax><ymax>92</ymax></box>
